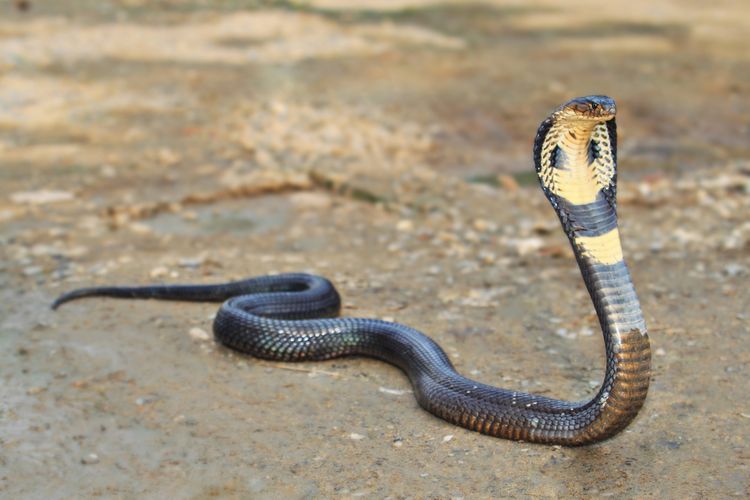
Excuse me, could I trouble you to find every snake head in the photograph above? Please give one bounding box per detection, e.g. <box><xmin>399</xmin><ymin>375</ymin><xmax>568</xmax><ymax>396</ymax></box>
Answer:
<box><xmin>554</xmin><ymin>95</ymin><xmax>617</xmax><ymax>123</ymax></box>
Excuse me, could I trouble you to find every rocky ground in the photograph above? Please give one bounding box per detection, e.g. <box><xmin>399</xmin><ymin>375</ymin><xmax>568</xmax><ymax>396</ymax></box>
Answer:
<box><xmin>1</xmin><ymin>0</ymin><xmax>749</xmax><ymax>497</ymax></box>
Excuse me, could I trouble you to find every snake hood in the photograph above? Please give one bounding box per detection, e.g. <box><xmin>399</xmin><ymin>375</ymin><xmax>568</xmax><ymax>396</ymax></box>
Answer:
<box><xmin>534</xmin><ymin>95</ymin><xmax>619</xmax><ymax>242</ymax></box>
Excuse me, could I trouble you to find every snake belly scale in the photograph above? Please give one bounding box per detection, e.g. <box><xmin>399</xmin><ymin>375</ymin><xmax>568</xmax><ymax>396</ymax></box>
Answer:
<box><xmin>53</xmin><ymin>96</ymin><xmax>650</xmax><ymax>446</ymax></box>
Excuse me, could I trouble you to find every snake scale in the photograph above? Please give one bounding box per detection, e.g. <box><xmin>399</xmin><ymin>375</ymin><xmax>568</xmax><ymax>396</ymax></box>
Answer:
<box><xmin>54</xmin><ymin>96</ymin><xmax>650</xmax><ymax>446</ymax></box>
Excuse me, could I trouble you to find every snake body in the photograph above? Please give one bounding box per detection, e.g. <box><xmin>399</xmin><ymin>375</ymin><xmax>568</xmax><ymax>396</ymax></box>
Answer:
<box><xmin>54</xmin><ymin>96</ymin><xmax>650</xmax><ymax>446</ymax></box>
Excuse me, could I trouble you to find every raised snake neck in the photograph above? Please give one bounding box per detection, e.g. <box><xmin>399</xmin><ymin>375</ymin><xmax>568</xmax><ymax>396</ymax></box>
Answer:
<box><xmin>53</xmin><ymin>96</ymin><xmax>650</xmax><ymax>446</ymax></box>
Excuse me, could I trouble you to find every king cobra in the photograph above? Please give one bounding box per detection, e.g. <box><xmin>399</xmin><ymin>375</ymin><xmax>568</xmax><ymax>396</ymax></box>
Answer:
<box><xmin>53</xmin><ymin>96</ymin><xmax>650</xmax><ymax>446</ymax></box>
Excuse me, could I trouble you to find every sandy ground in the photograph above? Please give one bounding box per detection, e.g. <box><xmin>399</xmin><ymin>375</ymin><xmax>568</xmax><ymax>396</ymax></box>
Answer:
<box><xmin>1</xmin><ymin>0</ymin><xmax>749</xmax><ymax>497</ymax></box>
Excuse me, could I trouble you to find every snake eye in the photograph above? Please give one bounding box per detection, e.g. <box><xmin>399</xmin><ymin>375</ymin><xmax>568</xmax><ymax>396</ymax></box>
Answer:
<box><xmin>590</xmin><ymin>102</ymin><xmax>599</xmax><ymax>110</ymax></box>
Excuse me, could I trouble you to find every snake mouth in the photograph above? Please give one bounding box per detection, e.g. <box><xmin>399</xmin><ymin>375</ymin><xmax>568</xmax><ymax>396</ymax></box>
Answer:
<box><xmin>557</xmin><ymin>95</ymin><xmax>616</xmax><ymax>122</ymax></box>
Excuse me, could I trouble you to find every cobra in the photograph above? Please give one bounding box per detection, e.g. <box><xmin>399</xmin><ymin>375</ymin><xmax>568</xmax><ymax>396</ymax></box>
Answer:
<box><xmin>53</xmin><ymin>95</ymin><xmax>650</xmax><ymax>446</ymax></box>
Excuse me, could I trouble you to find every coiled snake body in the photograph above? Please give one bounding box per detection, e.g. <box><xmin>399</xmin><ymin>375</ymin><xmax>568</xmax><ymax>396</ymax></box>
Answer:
<box><xmin>54</xmin><ymin>96</ymin><xmax>650</xmax><ymax>446</ymax></box>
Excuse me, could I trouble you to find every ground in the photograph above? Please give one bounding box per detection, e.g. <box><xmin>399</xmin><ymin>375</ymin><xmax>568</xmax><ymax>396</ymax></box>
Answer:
<box><xmin>1</xmin><ymin>0</ymin><xmax>749</xmax><ymax>497</ymax></box>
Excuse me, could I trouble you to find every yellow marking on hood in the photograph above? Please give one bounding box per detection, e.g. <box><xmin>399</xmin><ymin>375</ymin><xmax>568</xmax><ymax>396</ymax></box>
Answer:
<box><xmin>539</xmin><ymin>121</ymin><xmax>616</xmax><ymax>206</ymax></box>
<box><xmin>554</xmin><ymin>125</ymin><xmax>596</xmax><ymax>204</ymax></box>
<box><xmin>575</xmin><ymin>228</ymin><xmax>624</xmax><ymax>265</ymax></box>
<box><xmin>591</xmin><ymin>122</ymin><xmax>615</xmax><ymax>191</ymax></box>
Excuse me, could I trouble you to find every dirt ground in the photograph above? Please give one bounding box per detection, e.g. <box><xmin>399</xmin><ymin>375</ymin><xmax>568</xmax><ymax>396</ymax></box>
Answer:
<box><xmin>1</xmin><ymin>0</ymin><xmax>749</xmax><ymax>497</ymax></box>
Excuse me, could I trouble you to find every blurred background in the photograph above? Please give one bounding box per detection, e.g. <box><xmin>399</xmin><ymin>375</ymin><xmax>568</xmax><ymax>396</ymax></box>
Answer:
<box><xmin>1</xmin><ymin>1</ymin><xmax>748</xmax><ymax>497</ymax></box>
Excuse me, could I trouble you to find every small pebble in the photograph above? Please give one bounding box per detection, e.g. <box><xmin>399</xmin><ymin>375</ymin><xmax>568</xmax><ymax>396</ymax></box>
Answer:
<box><xmin>150</xmin><ymin>266</ymin><xmax>169</xmax><ymax>278</ymax></box>
<box><xmin>396</xmin><ymin>219</ymin><xmax>414</xmax><ymax>232</ymax></box>
<box><xmin>178</xmin><ymin>257</ymin><xmax>204</xmax><ymax>268</ymax></box>
<box><xmin>289</xmin><ymin>192</ymin><xmax>332</xmax><ymax>210</ymax></box>
<box><xmin>11</xmin><ymin>189</ymin><xmax>74</xmax><ymax>204</ymax></box>
<box><xmin>655</xmin><ymin>347</ymin><xmax>666</xmax><ymax>356</ymax></box>
<box><xmin>135</xmin><ymin>396</ymin><xmax>157</xmax><ymax>406</ymax></box>
<box><xmin>723</xmin><ymin>263</ymin><xmax>746</xmax><ymax>277</ymax></box>
<box><xmin>81</xmin><ymin>453</ymin><xmax>100</xmax><ymax>465</ymax></box>
<box><xmin>508</xmin><ymin>237</ymin><xmax>544</xmax><ymax>256</ymax></box>
<box><xmin>23</xmin><ymin>266</ymin><xmax>43</xmax><ymax>277</ymax></box>
<box><xmin>349</xmin><ymin>433</ymin><xmax>366</xmax><ymax>441</ymax></box>
<box><xmin>442</xmin><ymin>434</ymin><xmax>454</xmax><ymax>443</ymax></box>
<box><xmin>189</xmin><ymin>327</ymin><xmax>210</xmax><ymax>341</ymax></box>
<box><xmin>100</xmin><ymin>164</ymin><xmax>117</xmax><ymax>178</ymax></box>
<box><xmin>472</xmin><ymin>218</ymin><xmax>495</xmax><ymax>232</ymax></box>
<box><xmin>129</xmin><ymin>222</ymin><xmax>153</xmax><ymax>235</ymax></box>
<box><xmin>378</xmin><ymin>386</ymin><xmax>411</xmax><ymax>396</ymax></box>
<box><xmin>555</xmin><ymin>328</ymin><xmax>576</xmax><ymax>340</ymax></box>
<box><xmin>579</xmin><ymin>326</ymin><xmax>594</xmax><ymax>337</ymax></box>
